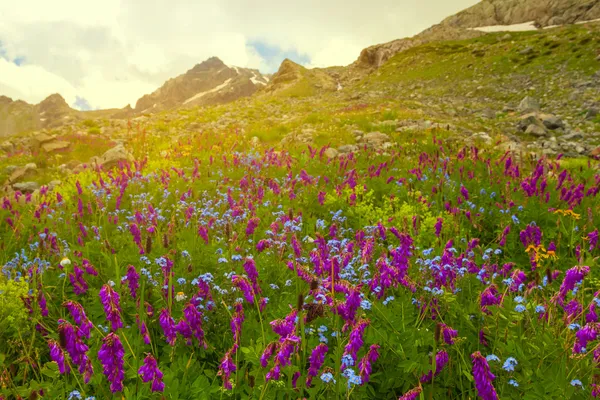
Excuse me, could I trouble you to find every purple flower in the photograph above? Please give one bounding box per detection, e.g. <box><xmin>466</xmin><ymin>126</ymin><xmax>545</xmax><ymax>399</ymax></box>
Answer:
<box><xmin>420</xmin><ymin>350</ymin><xmax>449</xmax><ymax>383</ymax></box>
<box><xmin>182</xmin><ymin>303</ymin><xmax>206</xmax><ymax>348</ymax></box>
<box><xmin>306</xmin><ymin>343</ymin><xmax>328</xmax><ymax>386</ymax></box>
<box><xmin>270</xmin><ymin>310</ymin><xmax>297</xmax><ymax>338</ymax></box>
<box><xmin>434</xmin><ymin>218</ymin><xmax>443</xmax><ymax>238</ymax></box>
<box><xmin>37</xmin><ymin>290</ymin><xmax>48</xmax><ymax>317</ymax></box>
<box><xmin>217</xmin><ymin>348</ymin><xmax>237</xmax><ymax>389</ymax></box>
<box><xmin>471</xmin><ymin>351</ymin><xmax>498</xmax><ymax>400</ymax></box>
<box><xmin>460</xmin><ymin>185</ymin><xmax>469</xmax><ymax>200</ymax></box>
<box><xmin>125</xmin><ymin>265</ymin><xmax>140</xmax><ymax>299</ymax></box>
<box><xmin>63</xmin><ymin>300</ymin><xmax>93</xmax><ymax>339</ymax></box>
<box><xmin>69</xmin><ymin>265</ymin><xmax>88</xmax><ymax>295</ymax></box>
<box><xmin>439</xmin><ymin>324</ymin><xmax>458</xmax><ymax>345</ymax></box>
<box><xmin>358</xmin><ymin>344</ymin><xmax>380</xmax><ymax>384</ymax></box>
<box><xmin>573</xmin><ymin>324</ymin><xmax>598</xmax><ymax>354</ymax></box>
<box><xmin>480</xmin><ymin>285</ymin><xmax>501</xmax><ymax>313</ymax></box>
<box><xmin>243</xmin><ymin>257</ymin><xmax>261</xmax><ymax>294</ymax></box>
<box><xmin>231</xmin><ymin>302</ymin><xmax>245</xmax><ymax>345</ymax></box>
<box><xmin>246</xmin><ymin>217</ymin><xmax>260</xmax><ymax>237</ymax></box>
<box><xmin>58</xmin><ymin>320</ymin><xmax>93</xmax><ymax>382</ymax></box>
<box><xmin>519</xmin><ymin>224</ymin><xmax>542</xmax><ymax>248</ymax></box>
<box><xmin>98</xmin><ymin>333</ymin><xmax>125</xmax><ymax>393</ymax></box>
<box><xmin>586</xmin><ymin>303</ymin><xmax>598</xmax><ymax>324</ymax></box>
<box><xmin>159</xmin><ymin>308</ymin><xmax>177</xmax><ymax>346</ymax></box>
<box><xmin>136</xmin><ymin>315</ymin><xmax>151</xmax><ymax>345</ymax></box>
<box><xmin>557</xmin><ymin>266</ymin><xmax>590</xmax><ymax>303</ymax></box>
<box><xmin>589</xmin><ymin>230</ymin><xmax>599</xmax><ymax>252</ymax></box>
<box><xmin>99</xmin><ymin>284</ymin><xmax>123</xmax><ymax>331</ymax></box>
<box><xmin>260</xmin><ymin>342</ymin><xmax>277</xmax><ymax>368</ymax></box>
<box><xmin>342</xmin><ymin>319</ymin><xmax>369</xmax><ymax>369</ymax></box>
<box><xmin>138</xmin><ymin>354</ymin><xmax>165</xmax><ymax>392</ymax></box>
<box><xmin>232</xmin><ymin>275</ymin><xmax>255</xmax><ymax>304</ymax></box>
<box><xmin>399</xmin><ymin>386</ymin><xmax>422</xmax><ymax>400</ymax></box>
<box><xmin>48</xmin><ymin>339</ymin><xmax>70</xmax><ymax>374</ymax></box>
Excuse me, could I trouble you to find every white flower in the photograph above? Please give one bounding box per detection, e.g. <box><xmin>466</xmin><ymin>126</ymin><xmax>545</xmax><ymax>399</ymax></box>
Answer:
<box><xmin>60</xmin><ymin>257</ymin><xmax>71</xmax><ymax>268</ymax></box>
<box><xmin>175</xmin><ymin>292</ymin><xmax>187</xmax><ymax>302</ymax></box>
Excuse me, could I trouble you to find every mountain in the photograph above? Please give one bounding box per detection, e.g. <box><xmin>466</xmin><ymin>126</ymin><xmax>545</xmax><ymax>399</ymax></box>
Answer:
<box><xmin>133</xmin><ymin>57</ymin><xmax>269</xmax><ymax>113</ymax></box>
<box><xmin>260</xmin><ymin>59</ymin><xmax>338</xmax><ymax>97</ymax></box>
<box><xmin>353</xmin><ymin>0</ymin><xmax>600</xmax><ymax>70</ymax></box>
<box><xmin>442</xmin><ymin>0</ymin><xmax>600</xmax><ymax>28</ymax></box>
<box><xmin>0</xmin><ymin>94</ymin><xmax>136</xmax><ymax>137</ymax></box>
<box><xmin>0</xmin><ymin>94</ymin><xmax>79</xmax><ymax>137</ymax></box>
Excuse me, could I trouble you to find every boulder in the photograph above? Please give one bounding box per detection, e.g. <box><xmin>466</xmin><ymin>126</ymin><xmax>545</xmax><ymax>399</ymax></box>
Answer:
<box><xmin>12</xmin><ymin>181</ymin><xmax>40</xmax><ymax>193</ymax></box>
<box><xmin>361</xmin><ymin>131</ymin><xmax>390</xmax><ymax>144</ymax></box>
<box><xmin>560</xmin><ymin>131</ymin><xmax>583</xmax><ymax>141</ymax></box>
<box><xmin>525</xmin><ymin>124</ymin><xmax>547</xmax><ymax>137</ymax></box>
<box><xmin>338</xmin><ymin>145</ymin><xmax>359</xmax><ymax>153</ymax></box>
<box><xmin>31</xmin><ymin>133</ymin><xmax>55</xmax><ymax>151</ymax></box>
<box><xmin>324</xmin><ymin>148</ymin><xmax>339</xmax><ymax>159</ymax></box>
<box><xmin>518</xmin><ymin>96</ymin><xmax>540</xmax><ymax>113</ymax></box>
<box><xmin>98</xmin><ymin>145</ymin><xmax>134</xmax><ymax>169</ymax></box>
<box><xmin>517</xmin><ymin>113</ymin><xmax>543</xmax><ymax>131</ymax></box>
<box><xmin>48</xmin><ymin>180</ymin><xmax>62</xmax><ymax>190</ymax></box>
<box><xmin>471</xmin><ymin>132</ymin><xmax>492</xmax><ymax>144</ymax></box>
<box><xmin>1</xmin><ymin>141</ymin><xmax>14</xmax><ymax>153</ymax></box>
<box><xmin>42</xmin><ymin>140</ymin><xmax>71</xmax><ymax>153</ymax></box>
<box><xmin>519</xmin><ymin>47</ymin><xmax>534</xmax><ymax>55</ymax></box>
<box><xmin>541</xmin><ymin>115</ymin><xmax>564</xmax><ymax>130</ymax></box>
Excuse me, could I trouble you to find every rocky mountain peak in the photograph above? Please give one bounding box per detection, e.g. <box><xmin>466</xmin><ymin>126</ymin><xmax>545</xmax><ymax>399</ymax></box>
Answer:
<box><xmin>189</xmin><ymin>57</ymin><xmax>227</xmax><ymax>72</ymax></box>
<box><xmin>133</xmin><ymin>57</ymin><xmax>269</xmax><ymax>112</ymax></box>
<box><xmin>0</xmin><ymin>95</ymin><xmax>14</xmax><ymax>106</ymax></box>
<box><xmin>37</xmin><ymin>93</ymin><xmax>70</xmax><ymax>114</ymax></box>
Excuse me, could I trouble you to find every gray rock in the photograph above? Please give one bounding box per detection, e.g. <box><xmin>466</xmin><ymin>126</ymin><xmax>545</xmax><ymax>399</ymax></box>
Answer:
<box><xmin>338</xmin><ymin>145</ymin><xmax>359</xmax><ymax>153</ymax></box>
<box><xmin>561</xmin><ymin>132</ymin><xmax>583</xmax><ymax>141</ymax></box>
<box><xmin>99</xmin><ymin>145</ymin><xmax>134</xmax><ymax>169</ymax></box>
<box><xmin>361</xmin><ymin>131</ymin><xmax>390</xmax><ymax>144</ymax></box>
<box><xmin>519</xmin><ymin>47</ymin><xmax>534</xmax><ymax>55</ymax></box>
<box><xmin>525</xmin><ymin>124</ymin><xmax>547</xmax><ymax>137</ymax></box>
<box><xmin>585</xmin><ymin>108</ymin><xmax>598</xmax><ymax>120</ymax></box>
<box><xmin>48</xmin><ymin>180</ymin><xmax>62</xmax><ymax>190</ymax></box>
<box><xmin>12</xmin><ymin>181</ymin><xmax>40</xmax><ymax>193</ymax></box>
<box><xmin>324</xmin><ymin>148</ymin><xmax>339</xmax><ymax>159</ymax></box>
<box><xmin>518</xmin><ymin>96</ymin><xmax>540</xmax><ymax>113</ymax></box>
<box><xmin>471</xmin><ymin>132</ymin><xmax>492</xmax><ymax>144</ymax></box>
<box><xmin>1</xmin><ymin>141</ymin><xmax>14</xmax><ymax>152</ymax></box>
<box><xmin>480</xmin><ymin>109</ymin><xmax>496</xmax><ymax>119</ymax></box>
<box><xmin>517</xmin><ymin>113</ymin><xmax>542</xmax><ymax>131</ymax></box>
<box><xmin>42</xmin><ymin>140</ymin><xmax>71</xmax><ymax>153</ymax></box>
<box><xmin>542</xmin><ymin>115</ymin><xmax>564</xmax><ymax>130</ymax></box>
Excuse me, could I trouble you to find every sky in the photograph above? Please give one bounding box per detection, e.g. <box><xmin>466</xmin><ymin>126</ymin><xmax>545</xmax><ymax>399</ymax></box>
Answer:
<box><xmin>0</xmin><ymin>0</ymin><xmax>479</xmax><ymax>110</ymax></box>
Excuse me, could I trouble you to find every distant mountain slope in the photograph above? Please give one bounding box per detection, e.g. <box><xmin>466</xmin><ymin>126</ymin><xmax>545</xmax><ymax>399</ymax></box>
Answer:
<box><xmin>260</xmin><ymin>59</ymin><xmax>338</xmax><ymax>98</ymax></box>
<box><xmin>442</xmin><ymin>0</ymin><xmax>600</xmax><ymax>28</ymax></box>
<box><xmin>133</xmin><ymin>57</ymin><xmax>269</xmax><ymax>113</ymax></box>
<box><xmin>0</xmin><ymin>94</ymin><xmax>133</xmax><ymax>137</ymax></box>
<box><xmin>353</xmin><ymin>0</ymin><xmax>600</xmax><ymax>70</ymax></box>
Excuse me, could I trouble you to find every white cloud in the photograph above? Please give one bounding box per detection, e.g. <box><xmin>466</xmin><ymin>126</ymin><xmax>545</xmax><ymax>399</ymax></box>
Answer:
<box><xmin>0</xmin><ymin>0</ymin><xmax>479</xmax><ymax>109</ymax></box>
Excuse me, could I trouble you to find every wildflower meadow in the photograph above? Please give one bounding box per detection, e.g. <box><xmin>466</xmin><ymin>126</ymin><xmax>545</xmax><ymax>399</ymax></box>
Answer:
<box><xmin>1</xmin><ymin>130</ymin><xmax>599</xmax><ymax>399</ymax></box>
